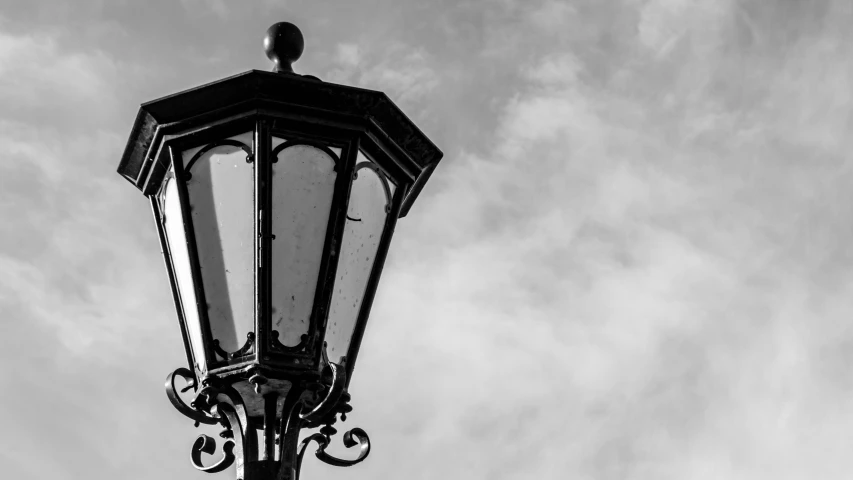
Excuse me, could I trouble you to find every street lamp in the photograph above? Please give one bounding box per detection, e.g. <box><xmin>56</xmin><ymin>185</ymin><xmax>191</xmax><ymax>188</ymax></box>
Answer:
<box><xmin>116</xmin><ymin>22</ymin><xmax>442</xmax><ymax>480</ymax></box>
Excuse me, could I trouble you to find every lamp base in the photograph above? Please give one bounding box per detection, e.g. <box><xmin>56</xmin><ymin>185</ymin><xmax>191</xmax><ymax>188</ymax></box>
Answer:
<box><xmin>165</xmin><ymin>365</ymin><xmax>369</xmax><ymax>480</ymax></box>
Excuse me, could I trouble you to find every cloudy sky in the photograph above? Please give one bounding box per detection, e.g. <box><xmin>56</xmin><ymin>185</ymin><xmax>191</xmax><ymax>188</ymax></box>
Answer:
<box><xmin>2</xmin><ymin>0</ymin><xmax>853</xmax><ymax>479</ymax></box>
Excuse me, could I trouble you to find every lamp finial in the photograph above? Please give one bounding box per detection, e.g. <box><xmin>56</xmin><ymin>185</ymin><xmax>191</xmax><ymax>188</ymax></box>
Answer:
<box><xmin>264</xmin><ymin>22</ymin><xmax>304</xmax><ymax>74</ymax></box>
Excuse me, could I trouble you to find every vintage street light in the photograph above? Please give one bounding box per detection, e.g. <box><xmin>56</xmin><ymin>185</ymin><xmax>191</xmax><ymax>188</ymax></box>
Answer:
<box><xmin>116</xmin><ymin>22</ymin><xmax>442</xmax><ymax>480</ymax></box>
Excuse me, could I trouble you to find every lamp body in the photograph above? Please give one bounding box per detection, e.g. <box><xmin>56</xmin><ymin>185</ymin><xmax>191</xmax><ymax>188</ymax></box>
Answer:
<box><xmin>151</xmin><ymin>117</ymin><xmax>401</xmax><ymax>411</ymax></box>
<box><xmin>118</xmin><ymin>70</ymin><xmax>441</xmax><ymax>478</ymax></box>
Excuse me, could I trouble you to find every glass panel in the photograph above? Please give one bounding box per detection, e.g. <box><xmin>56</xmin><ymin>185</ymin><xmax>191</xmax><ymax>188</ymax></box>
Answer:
<box><xmin>182</xmin><ymin>132</ymin><xmax>255</xmax><ymax>355</ymax></box>
<box><xmin>325</xmin><ymin>155</ymin><xmax>391</xmax><ymax>365</ymax></box>
<box><xmin>270</xmin><ymin>142</ymin><xmax>337</xmax><ymax>347</ymax></box>
<box><xmin>162</xmin><ymin>174</ymin><xmax>207</xmax><ymax>373</ymax></box>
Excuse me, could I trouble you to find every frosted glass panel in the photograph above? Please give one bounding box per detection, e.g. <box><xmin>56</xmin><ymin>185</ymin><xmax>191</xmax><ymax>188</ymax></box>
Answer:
<box><xmin>162</xmin><ymin>175</ymin><xmax>207</xmax><ymax>373</ymax></box>
<box><xmin>182</xmin><ymin>132</ymin><xmax>255</xmax><ymax>356</ymax></box>
<box><xmin>271</xmin><ymin>143</ymin><xmax>337</xmax><ymax>347</ymax></box>
<box><xmin>325</xmin><ymin>159</ymin><xmax>391</xmax><ymax>365</ymax></box>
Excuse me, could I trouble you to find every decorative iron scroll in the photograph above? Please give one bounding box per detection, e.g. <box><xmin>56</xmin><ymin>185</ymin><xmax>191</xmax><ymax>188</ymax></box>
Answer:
<box><xmin>191</xmin><ymin>430</ymin><xmax>236</xmax><ymax>473</ymax></box>
<box><xmin>165</xmin><ymin>368</ymin><xmax>219</xmax><ymax>427</ymax></box>
<box><xmin>211</xmin><ymin>332</ymin><xmax>256</xmax><ymax>361</ymax></box>
<box><xmin>165</xmin><ymin>362</ymin><xmax>370</xmax><ymax>479</ymax></box>
<box><xmin>271</xmin><ymin>140</ymin><xmax>341</xmax><ymax>169</ymax></box>
<box><xmin>270</xmin><ymin>330</ymin><xmax>309</xmax><ymax>353</ymax></box>
<box><xmin>193</xmin><ymin>388</ymin><xmax>258</xmax><ymax>476</ymax></box>
<box><xmin>184</xmin><ymin>139</ymin><xmax>254</xmax><ymax>180</ymax></box>
<box><xmin>299</xmin><ymin>362</ymin><xmax>346</xmax><ymax>424</ymax></box>
<box><xmin>354</xmin><ymin>162</ymin><xmax>393</xmax><ymax>214</ymax></box>
<box><xmin>297</xmin><ymin>427</ymin><xmax>371</xmax><ymax>477</ymax></box>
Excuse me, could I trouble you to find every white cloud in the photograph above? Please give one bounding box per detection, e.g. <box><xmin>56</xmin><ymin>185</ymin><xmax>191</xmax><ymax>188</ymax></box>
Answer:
<box><xmin>528</xmin><ymin>0</ymin><xmax>578</xmax><ymax>33</ymax></box>
<box><xmin>0</xmin><ymin>120</ymin><xmax>169</xmax><ymax>357</ymax></box>
<box><xmin>525</xmin><ymin>54</ymin><xmax>583</xmax><ymax>86</ymax></box>
<box><xmin>3</xmin><ymin>2</ymin><xmax>853</xmax><ymax>479</ymax></box>
<box><xmin>0</xmin><ymin>28</ymin><xmax>169</xmax><ymax>359</ymax></box>
<box><xmin>638</xmin><ymin>0</ymin><xmax>732</xmax><ymax>58</ymax></box>
<box><xmin>359</xmin><ymin>46</ymin><xmax>440</xmax><ymax>106</ymax></box>
<box><xmin>0</xmin><ymin>31</ymin><xmax>117</xmax><ymax>114</ymax></box>
<box><xmin>325</xmin><ymin>41</ymin><xmax>440</xmax><ymax>108</ymax></box>
<box><xmin>335</xmin><ymin>42</ymin><xmax>361</xmax><ymax>67</ymax></box>
<box><xmin>357</xmin><ymin>2</ymin><xmax>853</xmax><ymax>478</ymax></box>
<box><xmin>179</xmin><ymin>0</ymin><xmax>230</xmax><ymax>19</ymax></box>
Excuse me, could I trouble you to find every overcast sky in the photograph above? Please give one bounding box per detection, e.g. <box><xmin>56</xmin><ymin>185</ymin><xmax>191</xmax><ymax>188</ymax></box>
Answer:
<box><xmin>2</xmin><ymin>0</ymin><xmax>853</xmax><ymax>479</ymax></box>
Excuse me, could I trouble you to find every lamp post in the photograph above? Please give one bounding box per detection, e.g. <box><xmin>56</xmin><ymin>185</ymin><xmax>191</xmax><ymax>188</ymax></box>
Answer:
<box><xmin>116</xmin><ymin>22</ymin><xmax>442</xmax><ymax>480</ymax></box>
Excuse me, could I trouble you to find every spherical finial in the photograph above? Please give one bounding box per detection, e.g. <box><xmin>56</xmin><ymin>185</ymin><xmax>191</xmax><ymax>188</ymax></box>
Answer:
<box><xmin>264</xmin><ymin>22</ymin><xmax>304</xmax><ymax>73</ymax></box>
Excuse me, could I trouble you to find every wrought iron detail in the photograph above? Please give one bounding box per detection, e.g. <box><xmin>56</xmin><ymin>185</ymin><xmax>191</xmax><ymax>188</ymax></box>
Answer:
<box><xmin>270</xmin><ymin>330</ymin><xmax>309</xmax><ymax>353</ymax></box>
<box><xmin>166</xmin><ymin>362</ymin><xmax>369</xmax><ymax>479</ymax></box>
<box><xmin>193</xmin><ymin>385</ymin><xmax>259</xmax><ymax>478</ymax></box>
<box><xmin>212</xmin><ymin>332</ymin><xmax>255</xmax><ymax>360</ymax></box>
<box><xmin>165</xmin><ymin>368</ymin><xmax>219</xmax><ymax>426</ymax></box>
<box><xmin>297</xmin><ymin>427</ymin><xmax>371</xmax><ymax>474</ymax></box>
<box><xmin>300</xmin><ymin>362</ymin><xmax>346</xmax><ymax>424</ymax></box>
<box><xmin>184</xmin><ymin>139</ymin><xmax>254</xmax><ymax>180</ymax></box>
<box><xmin>191</xmin><ymin>430</ymin><xmax>236</xmax><ymax>473</ymax></box>
<box><xmin>271</xmin><ymin>141</ymin><xmax>341</xmax><ymax>168</ymax></box>
<box><xmin>248</xmin><ymin>371</ymin><xmax>268</xmax><ymax>394</ymax></box>
<box><xmin>353</xmin><ymin>162</ymin><xmax>393</xmax><ymax>213</ymax></box>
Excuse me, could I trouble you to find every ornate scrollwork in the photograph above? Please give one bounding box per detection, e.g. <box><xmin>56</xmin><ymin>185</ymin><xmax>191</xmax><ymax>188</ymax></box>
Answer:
<box><xmin>353</xmin><ymin>162</ymin><xmax>393</xmax><ymax>214</ymax></box>
<box><xmin>270</xmin><ymin>330</ymin><xmax>309</xmax><ymax>353</ymax></box>
<box><xmin>294</xmin><ymin>363</ymin><xmax>370</xmax><ymax>474</ymax></box>
<box><xmin>271</xmin><ymin>141</ymin><xmax>341</xmax><ymax>167</ymax></box>
<box><xmin>191</xmin><ymin>432</ymin><xmax>236</xmax><ymax>473</ymax></box>
<box><xmin>166</xmin><ymin>362</ymin><xmax>370</xmax><ymax>479</ymax></box>
<box><xmin>300</xmin><ymin>362</ymin><xmax>346</xmax><ymax>424</ymax></box>
<box><xmin>184</xmin><ymin>139</ymin><xmax>254</xmax><ymax>181</ymax></box>
<box><xmin>297</xmin><ymin>427</ymin><xmax>371</xmax><ymax>475</ymax></box>
<box><xmin>165</xmin><ymin>368</ymin><xmax>219</xmax><ymax>426</ymax></box>
<box><xmin>197</xmin><ymin>387</ymin><xmax>258</xmax><ymax>478</ymax></box>
<box><xmin>212</xmin><ymin>332</ymin><xmax>255</xmax><ymax>361</ymax></box>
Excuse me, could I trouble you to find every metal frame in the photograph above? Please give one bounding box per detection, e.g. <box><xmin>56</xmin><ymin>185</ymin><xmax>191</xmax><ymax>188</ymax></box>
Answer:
<box><xmin>148</xmin><ymin>114</ymin><xmax>409</xmax><ymax>478</ymax></box>
<box><xmin>151</xmin><ymin>196</ymin><xmax>196</xmax><ymax>373</ymax></box>
<box><xmin>263</xmin><ymin>130</ymin><xmax>353</xmax><ymax>373</ymax></box>
<box><xmin>124</xmin><ymin>57</ymin><xmax>442</xmax><ymax>480</ymax></box>
<box><xmin>171</xmin><ymin>129</ymin><xmax>259</xmax><ymax>372</ymax></box>
<box><xmin>154</xmin><ymin>116</ymin><xmax>261</xmax><ymax>376</ymax></box>
<box><xmin>152</xmin><ymin>114</ymin><xmax>406</xmax><ymax>373</ymax></box>
<box><xmin>340</xmin><ymin>153</ymin><xmax>407</xmax><ymax>388</ymax></box>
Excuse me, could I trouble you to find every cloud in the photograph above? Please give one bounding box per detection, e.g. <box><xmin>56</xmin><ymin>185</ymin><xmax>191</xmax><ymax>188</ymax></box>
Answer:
<box><xmin>0</xmin><ymin>30</ymin><xmax>121</xmax><ymax>130</ymax></box>
<box><xmin>352</xmin><ymin>2</ymin><xmax>853</xmax><ymax>479</ymax></box>
<box><xmin>325</xmin><ymin>41</ymin><xmax>440</xmax><ymax>109</ymax></box>
<box><xmin>0</xmin><ymin>35</ymin><xmax>183</xmax><ymax>480</ymax></box>
<box><xmin>178</xmin><ymin>0</ymin><xmax>231</xmax><ymax>19</ymax></box>
<box><xmin>528</xmin><ymin>0</ymin><xmax>577</xmax><ymax>33</ymax></box>
<box><xmin>637</xmin><ymin>0</ymin><xmax>733</xmax><ymax>58</ymax></box>
<box><xmin>335</xmin><ymin>42</ymin><xmax>361</xmax><ymax>67</ymax></box>
<box><xmin>3</xmin><ymin>1</ymin><xmax>853</xmax><ymax>479</ymax></box>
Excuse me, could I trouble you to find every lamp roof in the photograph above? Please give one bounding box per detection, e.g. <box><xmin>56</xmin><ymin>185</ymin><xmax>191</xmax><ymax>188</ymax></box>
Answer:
<box><xmin>118</xmin><ymin>69</ymin><xmax>442</xmax><ymax>217</ymax></box>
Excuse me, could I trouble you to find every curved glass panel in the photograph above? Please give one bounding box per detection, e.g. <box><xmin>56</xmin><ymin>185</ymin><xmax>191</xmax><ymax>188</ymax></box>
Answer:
<box><xmin>181</xmin><ymin>132</ymin><xmax>254</xmax><ymax>356</ymax></box>
<box><xmin>162</xmin><ymin>175</ymin><xmax>207</xmax><ymax>373</ymax></box>
<box><xmin>325</xmin><ymin>156</ymin><xmax>391</xmax><ymax>365</ymax></box>
<box><xmin>270</xmin><ymin>142</ymin><xmax>337</xmax><ymax>347</ymax></box>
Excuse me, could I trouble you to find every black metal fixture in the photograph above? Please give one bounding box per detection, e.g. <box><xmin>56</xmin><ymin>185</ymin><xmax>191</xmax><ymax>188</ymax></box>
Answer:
<box><xmin>117</xmin><ymin>22</ymin><xmax>442</xmax><ymax>480</ymax></box>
